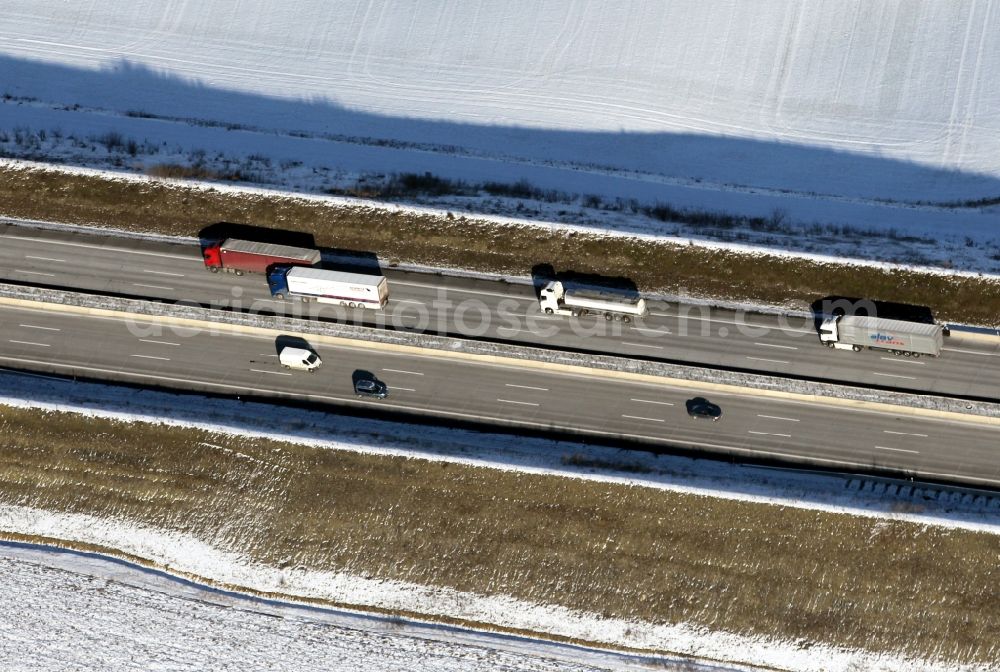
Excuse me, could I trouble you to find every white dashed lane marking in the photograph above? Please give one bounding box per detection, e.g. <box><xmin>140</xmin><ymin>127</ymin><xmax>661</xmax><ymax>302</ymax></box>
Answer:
<box><xmin>8</xmin><ymin>340</ymin><xmax>50</xmax><ymax>347</ymax></box>
<box><xmin>875</xmin><ymin>445</ymin><xmax>920</xmax><ymax>454</ymax></box>
<box><xmin>621</xmin><ymin>415</ymin><xmax>665</xmax><ymax>423</ymax></box>
<box><xmin>497</xmin><ymin>398</ymin><xmax>540</xmax><ymax>407</ymax></box>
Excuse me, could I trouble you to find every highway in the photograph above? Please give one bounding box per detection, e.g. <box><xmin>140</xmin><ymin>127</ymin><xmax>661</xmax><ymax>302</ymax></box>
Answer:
<box><xmin>2</xmin><ymin>221</ymin><xmax>998</xmax><ymax>400</ymax></box>
<box><xmin>1</xmin><ymin>300</ymin><xmax>998</xmax><ymax>487</ymax></box>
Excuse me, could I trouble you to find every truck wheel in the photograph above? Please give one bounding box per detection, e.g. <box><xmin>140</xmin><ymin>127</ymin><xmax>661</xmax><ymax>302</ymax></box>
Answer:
<box><xmin>852</xmin><ymin>345</ymin><xmax>862</xmax><ymax>352</ymax></box>
<box><xmin>911</xmin><ymin>352</ymin><xmax>921</xmax><ymax>358</ymax></box>
<box><xmin>235</xmin><ymin>270</ymin><xmax>243</xmax><ymax>277</ymax></box>
<box><xmin>622</xmin><ymin>315</ymin><xmax>631</xmax><ymax>323</ymax></box>
<box><xmin>903</xmin><ymin>351</ymin><xmax>912</xmax><ymax>357</ymax></box>
<box><xmin>544</xmin><ymin>308</ymin><xmax>554</xmax><ymax>314</ymax></box>
<box><xmin>605</xmin><ymin>313</ymin><xmax>613</xmax><ymax>321</ymax></box>
<box><xmin>274</xmin><ymin>293</ymin><xmax>284</xmax><ymax>300</ymax></box>
<box><xmin>282</xmin><ymin>365</ymin><xmax>290</xmax><ymax>369</ymax></box>
<box><xmin>209</xmin><ymin>267</ymin><xmax>219</xmax><ymax>273</ymax></box>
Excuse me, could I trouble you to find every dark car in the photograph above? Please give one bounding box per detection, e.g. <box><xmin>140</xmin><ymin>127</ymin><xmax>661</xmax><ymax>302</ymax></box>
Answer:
<box><xmin>686</xmin><ymin>397</ymin><xmax>722</xmax><ymax>421</ymax></box>
<box><xmin>354</xmin><ymin>378</ymin><xmax>389</xmax><ymax>399</ymax></box>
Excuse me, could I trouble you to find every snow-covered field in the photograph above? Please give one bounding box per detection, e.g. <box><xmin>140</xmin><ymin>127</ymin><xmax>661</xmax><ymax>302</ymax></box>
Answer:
<box><xmin>1</xmin><ymin>2</ymin><xmax>999</xmax><ymax>272</ymax></box>
<box><xmin>0</xmin><ymin>545</ymin><xmax>643</xmax><ymax>672</ymax></box>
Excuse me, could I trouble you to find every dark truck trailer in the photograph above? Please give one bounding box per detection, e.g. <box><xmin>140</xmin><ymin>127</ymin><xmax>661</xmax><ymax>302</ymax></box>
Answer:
<box><xmin>202</xmin><ymin>239</ymin><xmax>321</xmax><ymax>275</ymax></box>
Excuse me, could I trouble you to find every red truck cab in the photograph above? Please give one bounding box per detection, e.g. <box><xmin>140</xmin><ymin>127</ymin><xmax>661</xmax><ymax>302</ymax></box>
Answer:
<box><xmin>202</xmin><ymin>242</ymin><xmax>224</xmax><ymax>271</ymax></box>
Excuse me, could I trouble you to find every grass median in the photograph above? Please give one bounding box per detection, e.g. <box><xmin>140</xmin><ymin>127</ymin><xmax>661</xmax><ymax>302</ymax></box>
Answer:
<box><xmin>1</xmin><ymin>164</ymin><xmax>998</xmax><ymax>325</ymax></box>
<box><xmin>0</xmin><ymin>404</ymin><xmax>997</xmax><ymax>666</ymax></box>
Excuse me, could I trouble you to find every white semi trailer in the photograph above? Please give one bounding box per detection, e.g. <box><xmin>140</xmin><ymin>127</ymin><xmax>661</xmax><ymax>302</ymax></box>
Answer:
<box><xmin>268</xmin><ymin>266</ymin><xmax>389</xmax><ymax>309</ymax></box>
<box><xmin>819</xmin><ymin>315</ymin><xmax>943</xmax><ymax>357</ymax></box>
<box><xmin>539</xmin><ymin>280</ymin><xmax>647</xmax><ymax>322</ymax></box>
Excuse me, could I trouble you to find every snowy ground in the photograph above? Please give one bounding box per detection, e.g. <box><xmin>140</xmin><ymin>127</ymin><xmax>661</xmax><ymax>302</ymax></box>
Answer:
<box><xmin>0</xmin><ymin>544</ymin><xmax>663</xmax><ymax>672</ymax></box>
<box><xmin>1</xmin><ymin>2</ymin><xmax>999</xmax><ymax>273</ymax></box>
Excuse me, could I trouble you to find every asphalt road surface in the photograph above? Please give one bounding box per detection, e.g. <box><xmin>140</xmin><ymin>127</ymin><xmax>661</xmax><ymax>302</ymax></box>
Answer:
<box><xmin>1</xmin><ymin>221</ymin><xmax>999</xmax><ymax>400</ymax></box>
<box><xmin>1</xmin><ymin>301</ymin><xmax>998</xmax><ymax>487</ymax></box>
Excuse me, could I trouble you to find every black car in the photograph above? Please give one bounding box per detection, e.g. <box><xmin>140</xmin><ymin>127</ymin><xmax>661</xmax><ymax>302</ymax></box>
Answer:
<box><xmin>686</xmin><ymin>397</ymin><xmax>722</xmax><ymax>421</ymax></box>
<box><xmin>354</xmin><ymin>378</ymin><xmax>389</xmax><ymax>399</ymax></box>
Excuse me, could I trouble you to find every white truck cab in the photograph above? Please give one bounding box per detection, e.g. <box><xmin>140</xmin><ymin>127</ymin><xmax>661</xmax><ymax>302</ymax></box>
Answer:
<box><xmin>278</xmin><ymin>346</ymin><xmax>322</xmax><ymax>371</ymax></box>
<box><xmin>538</xmin><ymin>281</ymin><xmax>569</xmax><ymax>315</ymax></box>
<box><xmin>818</xmin><ymin>316</ymin><xmax>851</xmax><ymax>349</ymax></box>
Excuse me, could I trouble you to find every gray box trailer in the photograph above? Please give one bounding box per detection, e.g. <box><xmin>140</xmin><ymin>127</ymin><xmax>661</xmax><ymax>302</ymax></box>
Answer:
<box><xmin>819</xmin><ymin>315</ymin><xmax>943</xmax><ymax>357</ymax></box>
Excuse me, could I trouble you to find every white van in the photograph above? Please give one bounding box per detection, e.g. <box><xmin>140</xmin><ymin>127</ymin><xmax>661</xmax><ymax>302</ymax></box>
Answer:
<box><xmin>278</xmin><ymin>346</ymin><xmax>322</xmax><ymax>372</ymax></box>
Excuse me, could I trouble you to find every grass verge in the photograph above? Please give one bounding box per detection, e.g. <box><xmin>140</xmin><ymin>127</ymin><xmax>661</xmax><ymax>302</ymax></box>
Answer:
<box><xmin>0</xmin><ymin>404</ymin><xmax>997</xmax><ymax>666</ymax></box>
<box><xmin>0</xmin><ymin>164</ymin><xmax>998</xmax><ymax>325</ymax></box>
